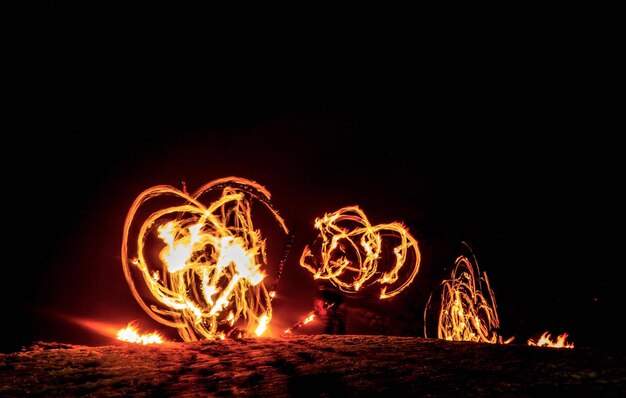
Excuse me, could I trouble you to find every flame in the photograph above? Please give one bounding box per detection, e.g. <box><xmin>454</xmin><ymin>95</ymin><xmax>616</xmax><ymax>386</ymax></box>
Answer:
<box><xmin>425</xmin><ymin>252</ymin><xmax>513</xmax><ymax>344</ymax></box>
<box><xmin>282</xmin><ymin>310</ymin><xmax>317</xmax><ymax>335</ymax></box>
<box><xmin>299</xmin><ymin>206</ymin><xmax>421</xmax><ymax>299</ymax></box>
<box><xmin>121</xmin><ymin>177</ymin><xmax>289</xmax><ymax>341</ymax></box>
<box><xmin>255</xmin><ymin>313</ymin><xmax>270</xmax><ymax>336</ymax></box>
<box><xmin>528</xmin><ymin>332</ymin><xmax>574</xmax><ymax>348</ymax></box>
<box><xmin>116</xmin><ymin>323</ymin><xmax>164</xmax><ymax>345</ymax></box>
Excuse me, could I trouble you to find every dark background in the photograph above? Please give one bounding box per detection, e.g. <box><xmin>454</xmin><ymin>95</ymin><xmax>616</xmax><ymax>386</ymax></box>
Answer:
<box><xmin>3</xmin><ymin>4</ymin><xmax>621</xmax><ymax>352</ymax></box>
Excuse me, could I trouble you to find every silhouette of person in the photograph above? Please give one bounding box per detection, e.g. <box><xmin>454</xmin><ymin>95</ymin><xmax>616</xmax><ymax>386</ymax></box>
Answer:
<box><xmin>314</xmin><ymin>281</ymin><xmax>346</xmax><ymax>334</ymax></box>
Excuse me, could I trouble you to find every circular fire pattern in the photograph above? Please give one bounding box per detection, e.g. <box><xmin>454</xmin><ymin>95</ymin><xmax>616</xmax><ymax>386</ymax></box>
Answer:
<box><xmin>426</xmin><ymin>253</ymin><xmax>514</xmax><ymax>344</ymax></box>
<box><xmin>121</xmin><ymin>177</ymin><xmax>288</xmax><ymax>341</ymax></box>
<box><xmin>299</xmin><ymin>206</ymin><xmax>421</xmax><ymax>299</ymax></box>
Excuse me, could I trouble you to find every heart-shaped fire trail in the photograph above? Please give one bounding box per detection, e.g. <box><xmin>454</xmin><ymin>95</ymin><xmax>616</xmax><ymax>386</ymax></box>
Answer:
<box><xmin>121</xmin><ymin>176</ymin><xmax>289</xmax><ymax>342</ymax></box>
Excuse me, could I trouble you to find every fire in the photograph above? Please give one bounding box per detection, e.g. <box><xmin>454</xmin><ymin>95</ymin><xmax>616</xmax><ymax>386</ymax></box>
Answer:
<box><xmin>121</xmin><ymin>177</ymin><xmax>289</xmax><ymax>341</ymax></box>
<box><xmin>116</xmin><ymin>323</ymin><xmax>164</xmax><ymax>345</ymax></box>
<box><xmin>282</xmin><ymin>310</ymin><xmax>317</xmax><ymax>335</ymax></box>
<box><xmin>255</xmin><ymin>314</ymin><xmax>270</xmax><ymax>336</ymax></box>
<box><xmin>425</xmin><ymin>251</ymin><xmax>513</xmax><ymax>344</ymax></box>
<box><xmin>528</xmin><ymin>332</ymin><xmax>574</xmax><ymax>348</ymax></box>
<box><xmin>299</xmin><ymin>206</ymin><xmax>421</xmax><ymax>299</ymax></box>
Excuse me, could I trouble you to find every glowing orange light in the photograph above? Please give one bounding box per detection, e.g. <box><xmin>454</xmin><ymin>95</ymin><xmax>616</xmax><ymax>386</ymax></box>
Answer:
<box><xmin>425</xmin><ymin>251</ymin><xmax>513</xmax><ymax>344</ymax></box>
<box><xmin>282</xmin><ymin>310</ymin><xmax>317</xmax><ymax>335</ymax></box>
<box><xmin>299</xmin><ymin>206</ymin><xmax>421</xmax><ymax>299</ymax></box>
<box><xmin>121</xmin><ymin>177</ymin><xmax>288</xmax><ymax>341</ymax></box>
<box><xmin>528</xmin><ymin>332</ymin><xmax>574</xmax><ymax>348</ymax></box>
<box><xmin>116</xmin><ymin>322</ymin><xmax>164</xmax><ymax>345</ymax></box>
<box><xmin>66</xmin><ymin>316</ymin><xmax>126</xmax><ymax>339</ymax></box>
<box><xmin>303</xmin><ymin>313</ymin><xmax>316</xmax><ymax>324</ymax></box>
<box><xmin>255</xmin><ymin>314</ymin><xmax>270</xmax><ymax>336</ymax></box>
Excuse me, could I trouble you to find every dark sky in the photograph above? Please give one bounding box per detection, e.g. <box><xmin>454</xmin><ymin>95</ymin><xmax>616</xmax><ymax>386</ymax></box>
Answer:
<box><xmin>4</xmin><ymin>5</ymin><xmax>621</xmax><ymax>352</ymax></box>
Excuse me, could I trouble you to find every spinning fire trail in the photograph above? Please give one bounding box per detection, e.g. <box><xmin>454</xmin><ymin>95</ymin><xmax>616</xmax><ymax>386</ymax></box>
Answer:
<box><xmin>121</xmin><ymin>177</ymin><xmax>289</xmax><ymax>341</ymax></box>
<box><xmin>117</xmin><ymin>177</ymin><xmax>573</xmax><ymax>346</ymax></box>
<box><xmin>424</xmin><ymin>250</ymin><xmax>514</xmax><ymax>345</ymax></box>
<box><xmin>286</xmin><ymin>206</ymin><xmax>421</xmax><ymax>334</ymax></box>
<box><xmin>299</xmin><ymin>206</ymin><xmax>421</xmax><ymax>299</ymax></box>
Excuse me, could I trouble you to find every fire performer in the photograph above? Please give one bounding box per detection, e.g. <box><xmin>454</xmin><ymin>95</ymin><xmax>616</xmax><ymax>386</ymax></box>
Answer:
<box><xmin>314</xmin><ymin>280</ymin><xmax>346</xmax><ymax>335</ymax></box>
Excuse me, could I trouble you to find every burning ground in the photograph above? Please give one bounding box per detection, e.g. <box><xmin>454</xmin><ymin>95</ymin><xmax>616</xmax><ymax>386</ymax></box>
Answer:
<box><xmin>2</xmin><ymin>335</ymin><xmax>624</xmax><ymax>397</ymax></box>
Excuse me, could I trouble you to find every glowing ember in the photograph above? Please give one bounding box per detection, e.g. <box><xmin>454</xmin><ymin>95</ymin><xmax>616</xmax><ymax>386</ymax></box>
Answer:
<box><xmin>299</xmin><ymin>206</ymin><xmax>421</xmax><ymax>299</ymax></box>
<box><xmin>425</xmin><ymin>251</ymin><xmax>513</xmax><ymax>344</ymax></box>
<box><xmin>528</xmin><ymin>332</ymin><xmax>574</xmax><ymax>348</ymax></box>
<box><xmin>121</xmin><ymin>177</ymin><xmax>289</xmax><ymax>341</ymax></box>
<box><xmin>117</xmin><ymin>323</ymin><xmax>164</xmax><ymax>345</ymax></box>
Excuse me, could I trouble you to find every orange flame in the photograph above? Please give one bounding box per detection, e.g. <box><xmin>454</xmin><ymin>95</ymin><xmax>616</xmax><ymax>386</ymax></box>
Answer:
<box><xmin>425</xmin><ymin>251</ymin><xmax>513</xmax><ymax>344</ymax></box>
<box><xmin>116</xmin><ymin>323</ymin><xmax>164</xmax><ymax>345</ymax></box>
<box><xmin>528</xmin><ymin>332</ymin><xmax>574</xmax><ymax>348</ymax></box>
<box><xmin>282</xmin><ymin>310</ymin><xmax>317</xmax><ymax>335</ymax></box>
<box><xmin>299</xmin><ymin>206</ymin><xmax>421</xmax><ymax>299</ymax></box>
<box><xmin>121</xmin><ymin>177</ymin><xmax>288</xmax><ymax>341</ymax></box>
<box><xmin>303</xmin><ymin>313</ymin><xmax>316</xmax><ymax>324</ymax></box>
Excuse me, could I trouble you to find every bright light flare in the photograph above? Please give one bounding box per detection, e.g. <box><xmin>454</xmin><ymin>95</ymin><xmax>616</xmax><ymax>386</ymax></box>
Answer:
<box><xmin>299</xmin><ymin>206</ymin><xmax>421</xmax><ymax>299</ymax></box>
<box><xmin>528</xmin><ymin>332</ymin><xmax>574</xmax><ymax>348</ymax></box>
<box><xmin>66</xmin><ymin>316</ymin><xmax>125</xmax><ymax>339</ymax></box>
<box><xmin>121</xmin><ymin>177</ymin><xmax>288</xmax><ymax>341</ymax></box>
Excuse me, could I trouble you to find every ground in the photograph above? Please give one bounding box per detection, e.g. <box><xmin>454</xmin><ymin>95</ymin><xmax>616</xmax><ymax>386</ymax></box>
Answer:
<box><xmin>1</xmin><ymin>335</ymin><xmax>624</xmax><ymax>397</ymax></box>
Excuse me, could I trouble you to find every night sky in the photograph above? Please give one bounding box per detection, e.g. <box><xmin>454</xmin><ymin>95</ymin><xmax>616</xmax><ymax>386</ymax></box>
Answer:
<box><xmin>4</xmin><ymin>5</ymin><xmax>621</xmax><ymax>352</ymax></box>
